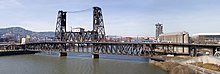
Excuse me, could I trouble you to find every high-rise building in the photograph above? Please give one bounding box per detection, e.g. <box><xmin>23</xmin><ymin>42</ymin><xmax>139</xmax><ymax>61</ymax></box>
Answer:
<box><xmin>155</xmin><ymin>23</ymin><xmax>163</xmax><ymax>39</ymax></box>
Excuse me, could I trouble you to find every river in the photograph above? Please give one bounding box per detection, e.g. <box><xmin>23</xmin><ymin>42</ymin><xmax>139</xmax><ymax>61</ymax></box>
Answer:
<box><xmin>0</xmin><ymin>52</ymin><xmax>167</xmax><ymax>74</ymax></box>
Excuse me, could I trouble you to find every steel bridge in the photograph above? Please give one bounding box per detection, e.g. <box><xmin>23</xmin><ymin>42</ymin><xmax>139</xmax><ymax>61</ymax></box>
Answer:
<box><xmin>1</xmin><ymin>6</ymin><xmax>220</xmax><ymax>58</ymax></box>
<box><xmin>21</xmin><ymin>42</ymin><xmax>220</xmax><ymax>56</ymax></box>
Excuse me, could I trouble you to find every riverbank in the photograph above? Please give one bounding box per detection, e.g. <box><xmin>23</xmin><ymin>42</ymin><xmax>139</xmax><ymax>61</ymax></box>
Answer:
<box><xmin>149</xmin><ymin>56</ymin><xmax>194</xmax><ymax>74</ymax></box>
<box><xmin>150</xmin><ymin>56</ymin><xmax>220</xmax><ymax>74</ymax></box>
<box><xmin>150</xmin><ymin>61</ymin><xmax>194</xmax><ymax>74</ymax></box>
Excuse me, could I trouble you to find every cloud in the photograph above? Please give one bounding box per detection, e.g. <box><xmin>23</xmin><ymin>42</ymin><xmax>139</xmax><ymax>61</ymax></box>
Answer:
<box><xmin>0</xmin><ymin>0</ymin><xmax>22</xmax><ymax>9</ymax></box>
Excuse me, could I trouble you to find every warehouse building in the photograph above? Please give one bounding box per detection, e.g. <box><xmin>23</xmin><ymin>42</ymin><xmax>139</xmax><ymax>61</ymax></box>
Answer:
<box><xmin>158</xmin><ymin>31</ymin><xmax>190</xmax><ymax>54</ymax></box>
<box><xmin>159</xmin><ymin>31</ymin><xmax>190</xmax><ymax>43</ymax></box>
<box><xmin>192</xmin><ymin>33</ymin><xmax>220</xmax><ymax>44</ymax></box>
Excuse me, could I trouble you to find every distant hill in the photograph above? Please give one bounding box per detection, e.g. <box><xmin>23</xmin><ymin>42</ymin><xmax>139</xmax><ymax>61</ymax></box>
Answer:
<box><xmin>0</xmin><ymin>27</ymin><xmax>54</xmax><ymax>39</ymax></box>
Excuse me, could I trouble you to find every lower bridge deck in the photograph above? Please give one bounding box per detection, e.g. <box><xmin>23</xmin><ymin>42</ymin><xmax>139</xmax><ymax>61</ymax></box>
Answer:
<box><xmin>1</xmin><ymin>42</ymin><xmax>220</xmax><ymax>57</ymax></box>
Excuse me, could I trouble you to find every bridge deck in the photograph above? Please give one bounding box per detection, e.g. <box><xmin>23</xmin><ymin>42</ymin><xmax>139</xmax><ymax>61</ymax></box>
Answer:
<box><xmin>23</xmin><ymin>42</ymin><xmax>220</xmax><ymax>47</ymax></box>
<box><xmin>2</xmin><ymin>42</ymin><xmax>220</xmax><ymax>57</ymax></box>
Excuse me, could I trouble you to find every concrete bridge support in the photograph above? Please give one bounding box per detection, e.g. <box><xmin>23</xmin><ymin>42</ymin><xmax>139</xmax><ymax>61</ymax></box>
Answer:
<box><xmin>92</xmin><ymin>53</ymin><xmax>99</xmax><ymax>59</ymax></box>
<box><xmin>59</xmin><ymin>52</ymin><xmax>67</xmax><ymax>56</ymax></box>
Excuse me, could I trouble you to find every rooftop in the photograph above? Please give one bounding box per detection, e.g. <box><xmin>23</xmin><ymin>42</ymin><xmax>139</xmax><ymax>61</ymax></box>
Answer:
<box><xmin>192</xmin><ymin>33</ymin><xmax>220</xmax><ymax>36</ymax></box>
<box><xmin>72</xmin><ymin>27</ymin><xmax>85</xmax><ymax>29</ymax></box>
<box><xmin>159</xmin><ymin>31</ymin><xmax>188</xmax><ymax>36</ymax></box>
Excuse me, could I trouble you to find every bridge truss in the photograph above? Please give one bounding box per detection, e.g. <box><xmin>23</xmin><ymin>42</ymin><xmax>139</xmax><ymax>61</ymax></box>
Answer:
<box><xmin>9</xmin><ymin>42</ymin><xmax>218</xmax><ymax>57</ymax></box>
<box><xmin>2</xmin><ymin>42</ymin><xmax>220</xmax><ymax>57</ymax></box>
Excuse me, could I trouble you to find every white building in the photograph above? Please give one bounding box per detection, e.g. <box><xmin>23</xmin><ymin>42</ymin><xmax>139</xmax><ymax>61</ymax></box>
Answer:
<box><xmin>21</xmin><ymin>38</ymin><xmax>26</xmax><ymax>44</ymax></box>
<box><xmin>21</xmin><ymin>35</ymin><xmax>31</xmax><ymax>44</ymax></box>
<box><xmin>72</xmin><ymin>27</ymin><xmax>85</xmax><ymax>32</ymax></box>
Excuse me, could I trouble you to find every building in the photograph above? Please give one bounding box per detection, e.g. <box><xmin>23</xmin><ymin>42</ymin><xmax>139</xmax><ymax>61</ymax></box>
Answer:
<box><xmin>155</xmin><ymin>23</ymin><xmax>163</xmax><ymax>39</ymax></box>
<box><xmin>72</xmin><ymin>27</ymin><xmax>85</xmax><ymax>32</ymax></box>
<box><xmin>21</xmin><ymin>38</ymin><xmax>26</xmax><ymax>44</ymax></box>
<box><xmin>158</xmin><ymin>31</ymin><xmax>190</xmax><ymax>53</ymax></box>
<box><xmin>192</xmin><ymin>33</ymin><xmax>220</xmax><ymax>44</ymax></box>
<box><xmin>159</xmin><ymin>31</ymin><xmax>189</xmax><ymax>43</ymax></box>
<box><xmin>21</xmin><ymin>35</ymin><xmax>31</xmax><ymax>44</ymax></box>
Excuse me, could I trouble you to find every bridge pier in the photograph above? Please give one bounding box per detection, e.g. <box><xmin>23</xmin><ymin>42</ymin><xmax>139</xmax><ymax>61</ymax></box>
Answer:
<box><xmin>92</xmin><ymin>53</ymin><xmax>99</xmax><ymax>59</ymax></box>
<box><xmin>59</xmin><ymin>52</ymin><xmax>67</xmax><ymax>56</ymax></box>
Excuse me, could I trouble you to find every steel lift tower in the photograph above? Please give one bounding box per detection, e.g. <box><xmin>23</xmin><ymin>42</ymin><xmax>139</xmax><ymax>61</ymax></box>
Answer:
<box><xmin>55</xmin><ymin>7</ymin><xmax>106</xmax><ymax>42</ymax></box>
<box><xmin>55</xmin><ymin>11</ymin><xmax>67</xmax><ymax>42</ymax></box>
<box><xmin>93</xmin><ymin>7</ymin><xmax>106</xmax><ymax>42</ymax></box>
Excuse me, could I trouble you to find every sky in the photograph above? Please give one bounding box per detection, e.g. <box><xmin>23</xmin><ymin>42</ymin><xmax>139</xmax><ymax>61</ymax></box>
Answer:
<box><xmin>0</xmin><ymin>0</ymin><xmax>220</xmax><ymax>37</ymax></box>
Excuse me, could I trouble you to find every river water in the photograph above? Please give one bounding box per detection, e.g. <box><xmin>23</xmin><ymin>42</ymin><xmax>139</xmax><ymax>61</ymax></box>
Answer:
<box><xmin>0</xmin><ymin>53</ymin><xmax>167</xmax><ymax>74</ymax></box>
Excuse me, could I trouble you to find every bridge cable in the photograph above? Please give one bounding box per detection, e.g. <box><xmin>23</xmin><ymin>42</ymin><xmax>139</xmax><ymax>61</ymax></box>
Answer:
<box><xmin>65</xmin><ymin>8</ymin><xmax>92</xmax><ymax>13</ymax></box>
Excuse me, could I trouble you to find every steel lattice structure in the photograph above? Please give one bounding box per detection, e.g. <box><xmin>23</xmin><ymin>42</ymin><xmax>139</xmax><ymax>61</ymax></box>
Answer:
<box><xmin>66</xmin><ymin>31</ymin><xmax>98</xmax><ymax>42</ymax></box>
<box><xmin>93</xmin><ymin>7</ymin><xmax>106</xmax><ymax>42</ymax></box>
<box><xmin>55</xmin><ymin>11</ymin><xmax>67</xmax><ymax>42</ymax></box>
<box><xmin>16</xmin><ymin>42</ymin><xmax>220</xmax><ymax>57</ymax></box>
<box><xmin>55</xmin><ymin>7</ymin><xmax>105</xmax><ymax>42</ymax></box>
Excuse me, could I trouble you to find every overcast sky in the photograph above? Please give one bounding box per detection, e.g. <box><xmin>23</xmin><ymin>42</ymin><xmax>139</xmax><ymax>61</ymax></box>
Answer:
<box><xmin>0</xmin><ymin>0</ymin><xmax>220</xmax><ymax>36</ymax></box>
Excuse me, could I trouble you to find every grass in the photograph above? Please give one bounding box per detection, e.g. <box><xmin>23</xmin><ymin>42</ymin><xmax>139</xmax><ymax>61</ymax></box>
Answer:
<box><xmin>192</xmin><ymin>62</ymin><xmax>220</xmax><ymax>72</ymax></box>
